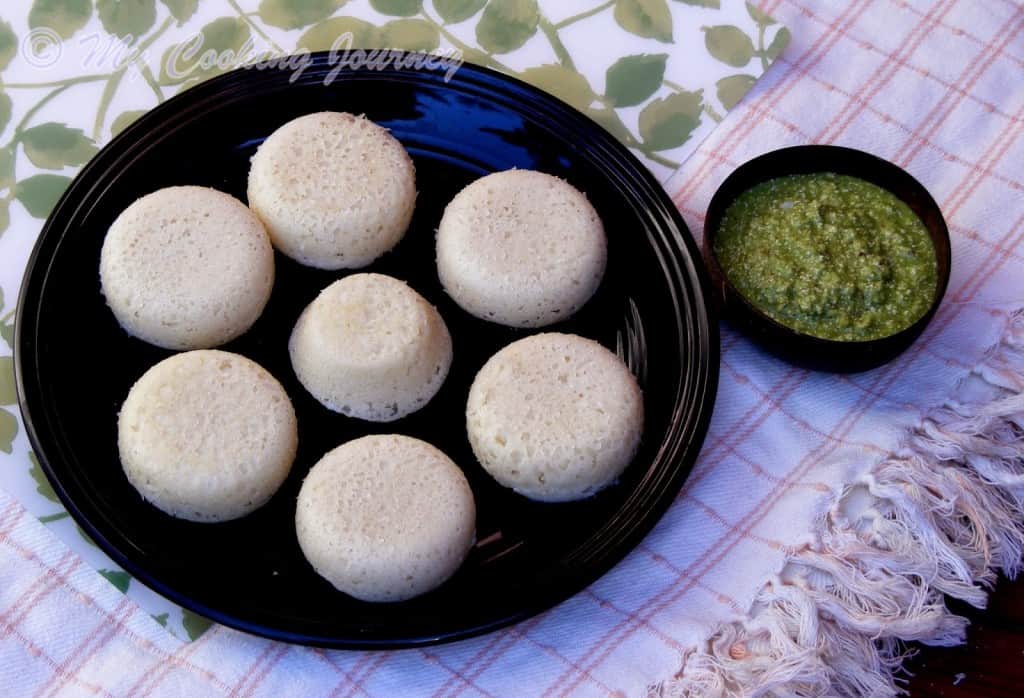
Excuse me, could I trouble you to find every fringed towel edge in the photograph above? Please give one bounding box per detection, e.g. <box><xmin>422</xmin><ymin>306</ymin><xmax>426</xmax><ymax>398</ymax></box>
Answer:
<box><xmin>651</xmin><ymin>311</ymin><xmax>1024</xmax><ymax>697</ymax></box>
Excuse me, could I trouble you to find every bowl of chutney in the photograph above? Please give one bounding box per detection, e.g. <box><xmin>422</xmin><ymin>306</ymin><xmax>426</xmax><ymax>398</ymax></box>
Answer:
<box><xmin>703</xmin><ymin>145</ymin><xmax>951</xmax><ymax>373</ymax></box>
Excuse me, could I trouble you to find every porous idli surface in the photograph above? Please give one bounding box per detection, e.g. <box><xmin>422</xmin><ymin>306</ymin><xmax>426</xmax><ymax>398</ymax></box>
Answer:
<box><xmin>436</xmin><ymin>169</ymin><xmax>606</xmax><ymax>328</ymax></box>
<box><xmin>118</xmin><ymin>350</ymin><xmax>298</xmax><ymax>523</ymax></box>
<box><xmin>289</xmin><ymin>273</ymin><xmax>452</xmax><ymax>422</ymax></box>
<box><xmin>100</xmin><ymin>186</ymin><xmax>274</xmax><ymax>350</ymax></box>
<box><xmin>247</xmin><ymin>112</ymin><xmax>416</xmax><ymax>269</ymax></box>
<box><xmin>466</xmin><ymin>333</ymin><xmax>643</xmax><ymax>502</ymax></box>
<box><xmin>295</xmin><ymin>435</ymin><xmax>476</xmax><ymax>602</ymax></box>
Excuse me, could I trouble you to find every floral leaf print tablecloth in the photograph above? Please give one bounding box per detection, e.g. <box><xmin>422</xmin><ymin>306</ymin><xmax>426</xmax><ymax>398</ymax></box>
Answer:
<box><xmin>0</xmin><ymin>0</ymin><xmax>787</xmax><ymax>644</ymax></box>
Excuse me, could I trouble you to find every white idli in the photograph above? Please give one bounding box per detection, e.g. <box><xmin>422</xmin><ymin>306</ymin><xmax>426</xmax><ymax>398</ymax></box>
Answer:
<box><xmin>295</xmin><ymin>435</ymin><xmax>476</xmax><ymax>602</ymax></box>
<box><xmin>436</xmin><ymin>169</ymin><xmax>606</xmax><ymax>328</ymax></box>
<box><xmin>100</xmin><ymin>186</ymin><xmax>274</xmax><ymax>350</ymax></box>
<box><xmin>466</xmin><ymin>333</ymin><xmax>643</xmax><ymax>502</ymax></box>
<box><xmin>118</xmin><ymin>350</ymin><xmax>298</xmax><ymax>522</ymax></box>
<box><xmin>289</xmin><ymin>273</ymin><xmax>452</xmax><ymax>422</ymax></box>
<box><xmin>247</xmin><ymin>112</ymin><xmax>416</xmax><ymax>269</ymax></box>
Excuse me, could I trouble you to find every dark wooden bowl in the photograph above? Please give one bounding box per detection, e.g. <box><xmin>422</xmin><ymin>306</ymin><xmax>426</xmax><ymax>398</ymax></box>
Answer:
<box><xmin>703</xmin><ymin>145</ymin><xmax>951</xmax><ymax>373</ymax></box>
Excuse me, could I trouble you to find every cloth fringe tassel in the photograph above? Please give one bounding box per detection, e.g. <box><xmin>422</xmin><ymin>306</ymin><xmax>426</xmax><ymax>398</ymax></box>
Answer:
<box><xmin>651</xmin><ymin>313</ymin><xmax>1024</xmax><ymax>697</ymax></box>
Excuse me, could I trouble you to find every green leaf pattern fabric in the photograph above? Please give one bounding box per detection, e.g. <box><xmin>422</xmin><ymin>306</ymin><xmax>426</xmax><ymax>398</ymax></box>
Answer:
<box><xmin>476</xmin><ymin>0</ymin><xmax>539</xmax><ymax>54</ymax></box>
<box><xmin>0</xmin><ymin>20</ymin><xmax>17</xmax><ymax>71</ymax></box>
<box><xmin>615</xmin><ymin>0</ymin><xmax>674</xmax><ymax>43</ymax></box>
<box><xmin>160</xmin><ymin>0</ymin><xmax>200</xmax><ymax>24</ymax></box>
<box><xmin>0</xmin><ymin>0</ymin><xmax>788</xmax><ymax>643</ymax></box>
<box><xmin>605</xmin><ymin>54</ymin><xmax>669</xmax><ymax>107</ymax></box>
<box><xmin>433</xmin><ymin>0</ymin><xmax>486</xmax><ymax>23</ymax></box>
<box><xmin>259</xmin><ymin>0</ymin><xmax>344</xmax><ymax>30</ymax></box>
<box><xmin>96</xmin><ymin>0</ymin><xmax>158</xmax><ymax>39</ymax></box>
<box><xmin>22</xmin><ymin>123</ymin><xmax>98</xmax><ymax>169</ymax></box>
<box><xmin>28</xmin><ymin>0</ymin><xmax>92</xmax><ymax>40</ymax></box>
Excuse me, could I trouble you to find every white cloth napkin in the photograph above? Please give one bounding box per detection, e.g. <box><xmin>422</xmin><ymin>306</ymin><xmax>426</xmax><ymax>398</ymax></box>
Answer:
<box><xmin>3</xmin><ymin>0</ymin><xmax>1024</xmax><ymax>695</ymax></box>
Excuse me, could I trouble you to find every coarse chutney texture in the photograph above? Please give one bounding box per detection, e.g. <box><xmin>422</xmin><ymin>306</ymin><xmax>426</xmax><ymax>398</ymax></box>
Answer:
<box><xmin>714</xmin><ymin>173</ymin><xmax>938</xmax><ymax>341</ymax></box>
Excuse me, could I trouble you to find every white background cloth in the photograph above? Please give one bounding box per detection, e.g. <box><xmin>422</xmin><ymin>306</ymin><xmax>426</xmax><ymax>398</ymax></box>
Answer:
<box><xmin>2</xmin><ymin>0</ymin><xmax>1024</xmax><ymax>695</ymax></box>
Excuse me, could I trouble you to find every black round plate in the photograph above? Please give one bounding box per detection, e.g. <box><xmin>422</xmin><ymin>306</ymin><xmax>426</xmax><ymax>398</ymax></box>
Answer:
<box><xmin>15</xmin><ymin>53</ymin><xmax>719</xmax><ymax>648</ymax></box>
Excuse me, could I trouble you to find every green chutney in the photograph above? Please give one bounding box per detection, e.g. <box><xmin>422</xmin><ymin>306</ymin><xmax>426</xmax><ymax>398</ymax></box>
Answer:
<box><xmin>714</xmin><ymin>173</ymin><xmax>937</xmax><ymax>341</ymax></box>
